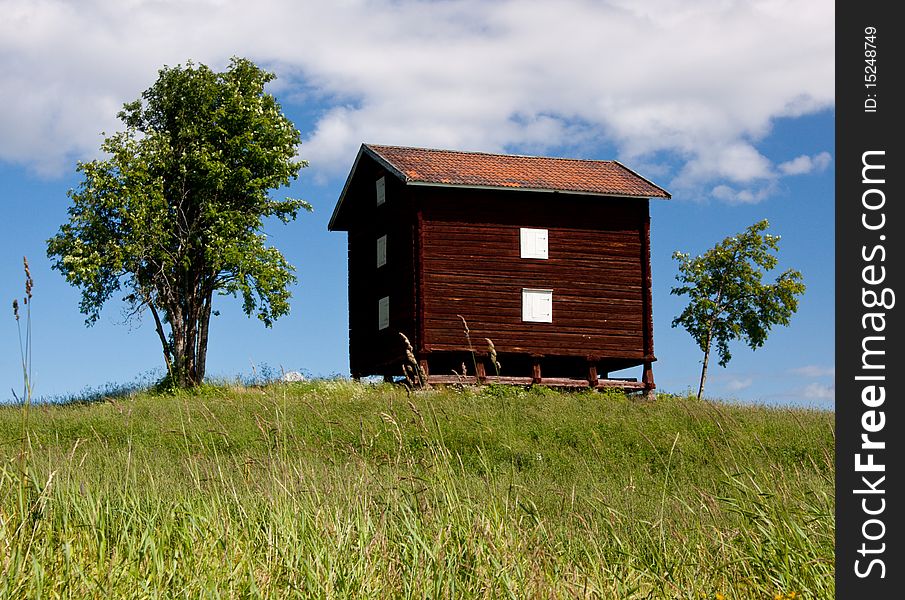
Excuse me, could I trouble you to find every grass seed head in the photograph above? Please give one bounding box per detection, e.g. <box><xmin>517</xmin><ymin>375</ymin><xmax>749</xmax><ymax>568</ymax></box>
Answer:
<box><xmin>457</xmin><ymin>315</ymin><xmax>469</xmax><ymax>336</ymax></box>
<box><xmin>485</xmin><ymin>338</ymin><xmax>501</xmax><ymax>373</ymax></box>
<box><xmin>23</xmin><ymin>256</ymin><xmax>33</xmax><ymax>302</ymax></box>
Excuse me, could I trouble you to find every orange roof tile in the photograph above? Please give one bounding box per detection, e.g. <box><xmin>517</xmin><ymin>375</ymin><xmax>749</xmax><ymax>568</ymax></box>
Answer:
<box><xmin>365</xmin><ymin>144</ymin><xmax>671</xmax><ymax>199</ymax></box>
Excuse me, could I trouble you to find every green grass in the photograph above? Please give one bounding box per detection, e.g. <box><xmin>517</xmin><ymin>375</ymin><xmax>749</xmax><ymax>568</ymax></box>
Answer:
<box><xmin>1</xmin><ymin>381</ymin><xmax>833</xmax><ymax>599</ymax></box>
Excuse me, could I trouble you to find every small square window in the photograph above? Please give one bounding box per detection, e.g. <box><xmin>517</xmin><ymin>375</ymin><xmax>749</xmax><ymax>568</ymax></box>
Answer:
<box><xmin>378</xmin><ymin>296</ymin><xmax>390</xmax><ymax>330</ymax></box>
<box><xmin>522</xmin><ymin>288</ymin><xmax>553</xmax><ymax>323</ymax></box>
<box><xmin>520</xmin><ymin>228</ymin><xmax>548</xmax><ymax>259</ymax></box>
<box><xmin>376</xmin><ymin>235</ymin><xmax>387</xmax><ymax>268</ymax></box>
<box><xmin>376</xmin><ymin>176</ymin><xmax>386</xmax><ymax>206</ymax></box>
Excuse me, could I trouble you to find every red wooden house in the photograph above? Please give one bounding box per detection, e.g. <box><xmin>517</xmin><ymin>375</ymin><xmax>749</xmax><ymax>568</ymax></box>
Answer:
<box><xmin>328</xmin><ymin>144</ymin><xmax>670</xmax><ymax>393</ymax></box>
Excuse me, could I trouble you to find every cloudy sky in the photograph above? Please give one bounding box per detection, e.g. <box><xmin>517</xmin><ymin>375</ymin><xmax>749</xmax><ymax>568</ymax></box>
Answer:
<box><xmin>1</xmin><ymin>0</ymin><xmax>834</xmax><ymax>405</ymax></box>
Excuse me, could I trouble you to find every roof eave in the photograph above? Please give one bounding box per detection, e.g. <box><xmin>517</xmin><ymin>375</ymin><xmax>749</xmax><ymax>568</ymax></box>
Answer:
<box><xmin>361</xmin><ymin>144</ymin><xmax>410</xmax><ymax>183</ymax></box>
<box><xmin>328</xmin><ymin>144</ymin><xmax>413</xmax><ymax>231</ymax></box>
<box><xmin>327</xmin><ymin>145</ymin><xmax>366</xmax><ymax>231</ymax></box>
<box><xmin>612</xmin><ymin>161</ymin><xmax>672</xmax><ymax>199</ymax></box>
<box><xmin>407</xmin><ymin>180</ymin><xmax>669</xmax><ymax>199</ymax></box>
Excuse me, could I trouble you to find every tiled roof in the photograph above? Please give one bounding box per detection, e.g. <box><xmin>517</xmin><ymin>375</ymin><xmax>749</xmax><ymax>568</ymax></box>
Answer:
<box><xmin>365</xmin><ymin>144</ymin><xmax>671</xmax><ymax>199</ymax></box>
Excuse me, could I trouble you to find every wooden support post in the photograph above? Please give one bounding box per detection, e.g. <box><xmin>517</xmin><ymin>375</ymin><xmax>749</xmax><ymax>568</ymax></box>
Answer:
<box><xmin>418</xmin><ymin>359</ymin><xmax>430</xmax><ymax>388</ymax></box>
<box><xmin>383</xmin><ymin>373</ymin><xmax>394</xmax><ymax>383</ymax></box>
<box><xmin>642</xmin><ymin>361</ymin><xmax>656</xmax><ymax>401</ymax></box>
<box><xmin>475</xmin><ymin>361</ymin><xmax>487</xmax><ymax>383</ymax></box>
<box><xmin>587</xmin><ymin>364</ymin><xmax>598</xmax><ymax>388</ymax></box>
<box><xmin>531</xmin><ymin>360</ymin><xmax>542</xmax><ymax>385</ymax></box>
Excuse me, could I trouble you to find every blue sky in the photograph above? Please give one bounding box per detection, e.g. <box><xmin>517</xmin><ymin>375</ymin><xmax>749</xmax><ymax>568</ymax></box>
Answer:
<box><xmin>1</xmin><ymin>0</ymin><xmax>834</xmax><ymax>406</ymax></box>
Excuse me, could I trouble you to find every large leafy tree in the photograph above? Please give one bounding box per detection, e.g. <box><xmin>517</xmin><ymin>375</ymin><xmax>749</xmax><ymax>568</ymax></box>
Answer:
<box><xmin>47</xmin><ymin>58</ymin><xmax>309</xmax><ymax>388</ymax></box>
<box><xmin>671</xmin><ymin>220</ymin><xmax>805</xmax><ymax>400</ymax></box>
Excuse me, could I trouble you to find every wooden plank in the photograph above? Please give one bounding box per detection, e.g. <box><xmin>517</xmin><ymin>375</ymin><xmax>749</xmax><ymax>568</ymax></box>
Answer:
<box><xmin>424</xmin><ymin>325</ymin><xmax>646</xmax><ymax>338</ymax></box>
<box><xmin>424</xmin><ymin>232</ymin><xmax>641</xmax><ymax>258</ymax></box>
<box><xmin>426</xmin><ymin>305</ymin><xmax>645</xmax><ymax>320</ymax></box>
<box><xmin>423</xmin><ymin>240</ymin><xmax>643</xmax><ymax>260</ymax></box>
<box><xmin>426</xmin><ymin>375</ymin><xmax>647</xmax><ymax>390</ymax></box>
<box><xmin>423</xmin><ymin>333</ymin><xmax>645</xmax><ymax>349</ymax></box>
<box><xmin>424</xmin><ymin>327</ymin><xmax>645</xmax><ymax>342</ymax></box>
<box><xmin>597</xmin><ymin>379</ymin><xmax>645</xmax><ymax>389</ymax></box>
<box><xmin>422</xmin><ymin>269</ymin><xmax>642</xmax><ymax>281</ymax></box>
<box><xmin>423</xmin><ymin>341</ymin><xmax>646</xmax><ymax>356</ymax></box>
<box><xmin>423</xmin><ymin>290</ymin><xmax>645</xmax><ymax>306</ymax></box>
<box><xmin>422</xmin><ymin>279</ymin><xmax>644</xmax><ymax>297</ymax></box>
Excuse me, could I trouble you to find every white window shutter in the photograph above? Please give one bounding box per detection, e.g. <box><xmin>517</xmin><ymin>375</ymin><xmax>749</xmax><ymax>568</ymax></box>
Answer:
<box><xmin>376</xmin><ymin>176</ymin><xmax>386</xmax><ymax>206</ymax></box>
<box><xmin>378</xmin><ymin>296</ymin><xmax>390</xmax><ymax>330</ymax></box>
<box><xmin>520</xmin><ymin>228</ymin><xmax>549</xmax><ymax>259</ymax></box>
<box><xmin>522</xmin><ymin>289</ymin><xmax>553</xmax><ymax>322</ymax></box>
<box><xmin>535</xmin><ymin>229</ymin><xmax>548</xmax><ymax>257</ymax></box>
<box><xmin>376</xmin><ymin>235</ymin><xmax>387</xmax><ymax>268</ymax></box>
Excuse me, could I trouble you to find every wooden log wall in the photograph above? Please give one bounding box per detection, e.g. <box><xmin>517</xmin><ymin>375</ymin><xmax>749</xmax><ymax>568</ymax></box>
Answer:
<box><xmin>418</xmin><ymin>187</ymin><xmax>651</xmax><ymax>364</ymax></box>
<box><xmin>345</xmin><ymin>168</ymin><xmax>418</xmax><ymax>377</ymax></box>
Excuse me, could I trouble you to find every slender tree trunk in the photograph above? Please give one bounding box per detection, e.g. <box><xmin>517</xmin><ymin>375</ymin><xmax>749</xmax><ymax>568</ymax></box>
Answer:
<box><xmin>697</xmin><ymin>289</ymin><xmax>724</xmax><ymax>401</ymax></box>
<box><xmin>195</xmin><ymin>288</ymin><xmax>213</xmax><ymax>383</ymax></box>
<box><xmin>697</xmin><ymin>339</ymin><xmax>711</xmax><ymax>401</ymax></box>
<box><xmin>166</xmin><ymin>300</ymin><xmax>190</xmax><ymax>387</ymax></box>
<box><xmin>185</xmin><ymin>314</ymin><xmax>198</xmax><ymax>385</ymax></box>
<box><xmin>147</xmin><ymin>298</ymin><xmax>174</xmax><ymax>378</ymax></box>
<box><xmin>171</xmin><ymin>331</ymin><xmax>186</xmax><ymax>386</ymax></box>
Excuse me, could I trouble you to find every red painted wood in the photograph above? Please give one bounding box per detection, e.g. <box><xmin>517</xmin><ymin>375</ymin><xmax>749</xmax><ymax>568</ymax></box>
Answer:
<box><xmin>338</xmin><ymin>153</ymin><xmax>660</xmax><ymax>380</ymax></box>
<box><xmin>641</xmin><ymin>206</ymin><xmax>654</xmax><ymax>359</ymax></box>
<box><xmin>418</xmin><ymin>188</ymin><xmax>649</xmax><ymax>360</ymax></box>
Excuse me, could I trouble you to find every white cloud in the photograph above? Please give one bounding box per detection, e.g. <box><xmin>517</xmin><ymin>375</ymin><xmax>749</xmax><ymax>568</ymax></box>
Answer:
<box><xmin>711</xmin><ymin>182</ymin><xmax>778</xmax><ymax>205</ymax></box>
<box><xmin>802</xmin><ymin>382</ymin><xmax>835</xmax><ymax>402</ymax></box>
<box><xmin>0</xmin><ymin>0</ymin><xmax>834</xmax><ymax>196</ymax></box>
<box><xmin>789</xmin><ymin>365</ymin><xmax>835</xmax><ymax>378</ymax></box>
<box><xmin>725</xmin><ymin>377</ymin><xmax>753</xmax><ymax>392</ymax></box>
<box><xmin>778</xmin><ymin>152</ymin><xmax>833</xmax><ymax>175</ymax></box>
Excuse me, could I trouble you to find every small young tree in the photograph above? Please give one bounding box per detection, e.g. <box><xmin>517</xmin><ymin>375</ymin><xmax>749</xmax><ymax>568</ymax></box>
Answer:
<box><xmin>671</xmin><ymin>219</ymin><xmax>805</xmax><ymax>400</ymax></box>
<box><xmin>47</xmin><ymin>58</ymin><xmax>310</xmax><ymax>388</ymax></box>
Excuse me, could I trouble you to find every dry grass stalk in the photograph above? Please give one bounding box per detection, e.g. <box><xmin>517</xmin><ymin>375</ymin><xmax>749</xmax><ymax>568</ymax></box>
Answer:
<box><xmin>399</xmin><ymin>333</ymin><xmax>426</xmax><ymax>389</ymax></box>
<box><xmin>457</xmin><ymin>315</ymin><xmax>481</xmax><ymax>382</ymax></box>
<box><xmin>485</xmin><ymin>338</ymin><xmax>501</xmax><ymax>375</ymax></box>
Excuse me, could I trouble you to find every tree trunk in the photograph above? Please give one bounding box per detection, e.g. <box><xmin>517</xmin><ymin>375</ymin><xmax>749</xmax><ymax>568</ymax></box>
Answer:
<box><xmin>184</xmin><ymin>312</ymin><xmax>198</xmax><ymax>386</ymax></box>
<box><xmin>154</xmin><ymin>262</ymin><xmax>217</xmax><ymax>389</ymax></box>
<box><xmin>195</xmin><ymin>289</ymin><xmax>214</xmax><ymax>383</ymax></box>
<box><xmin>159</xmin><ymin>292</ymin><xmax>215</xmax><ymax>388</ymax></box>
<box><xmin>147</xmin><ymin>298</ymin><xmax>174</xmax><ymax>378</ymax></box>
<box><xmin>697</xmin><ymin>341</ymin><xmax>711</xmax><ymax>401</ymax></box>
<box><xmin>169</xmin><ymin>302</ymin><xmax>187</xmax><ymax>387</ymax></box>
<box><xmin>697</xmin><ymin>289</ymin><xmax>723</xmax><ymax>401</ymax></box>
<box><xmin>157</xmin><ymin>295</ymin><xmax>196</xmax><ymax>388</ymax></box>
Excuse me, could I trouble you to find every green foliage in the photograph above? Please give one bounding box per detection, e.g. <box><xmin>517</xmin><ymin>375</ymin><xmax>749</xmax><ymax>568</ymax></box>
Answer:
<box><xmin>46</xmin><ymin>57</ymin><xmax>309</xmax><ymax>387</ymax></box>
<box><xmin>1</xmin><ymin>382</ymin><xmax>834</xmax><ymax>597</ymax></box>
<box><xmin>671</xmin><ymin>220</ymin><xmax>806</xmax><ymax>399</ymax></box>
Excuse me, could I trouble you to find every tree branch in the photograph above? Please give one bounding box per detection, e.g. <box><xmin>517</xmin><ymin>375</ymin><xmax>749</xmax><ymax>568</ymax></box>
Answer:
<box><xmin>145</xmin><ymin>292</ymin><xmax>174</xmax><ymax>378</ymax></box>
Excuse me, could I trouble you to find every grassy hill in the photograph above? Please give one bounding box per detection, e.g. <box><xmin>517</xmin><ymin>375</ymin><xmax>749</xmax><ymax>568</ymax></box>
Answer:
<box><xmin>1</xmin><ymin>381</ymin><xmax>833</xmax><ymax>599</ymax></box>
